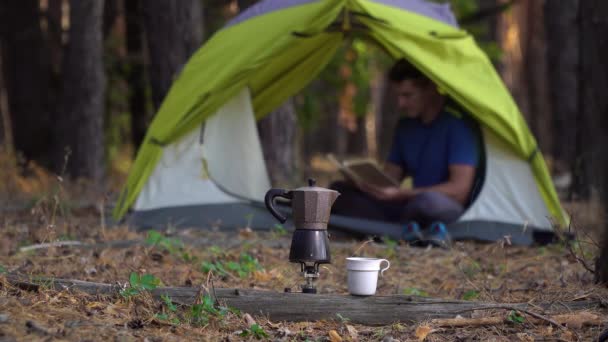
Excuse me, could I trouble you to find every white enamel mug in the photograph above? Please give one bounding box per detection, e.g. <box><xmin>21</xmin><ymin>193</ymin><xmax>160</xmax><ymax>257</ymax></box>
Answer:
<box><xmin>346</xmin><ymin>257</ymin><xmax>390</xmax><ymax>296</ymax></box>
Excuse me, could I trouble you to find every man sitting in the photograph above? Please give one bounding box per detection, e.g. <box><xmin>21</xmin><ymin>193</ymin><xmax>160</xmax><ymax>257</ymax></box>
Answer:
<box><xmin>331</xmin><ymin>59</ymin><xmax>479</xmax><ymax>245</ymax></box>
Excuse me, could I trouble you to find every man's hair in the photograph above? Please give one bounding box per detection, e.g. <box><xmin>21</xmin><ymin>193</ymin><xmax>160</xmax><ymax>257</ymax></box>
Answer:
<box><xmin>388</xmin><ymin>58</ymin><xmax>429</xmax><ymax>84</ymax></box>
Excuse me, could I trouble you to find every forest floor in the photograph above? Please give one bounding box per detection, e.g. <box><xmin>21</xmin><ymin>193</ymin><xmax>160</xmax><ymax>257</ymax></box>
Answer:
<box><xmin>1</xmin><ymin>200</ymin><xmax>607</xmax><ymax>342</ymax></box>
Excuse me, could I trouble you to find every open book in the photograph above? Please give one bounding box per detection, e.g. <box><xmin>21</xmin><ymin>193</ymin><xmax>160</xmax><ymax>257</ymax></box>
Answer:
<box><xmin>328</xmin><ymin>154</ymin><xmax>400</xmax><ymax>188</ymax></box>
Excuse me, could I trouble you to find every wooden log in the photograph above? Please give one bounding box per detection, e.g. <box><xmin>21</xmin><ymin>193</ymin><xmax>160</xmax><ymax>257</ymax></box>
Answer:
<box><xmin>2</xmin><ymin>274</ymin><xmax>602</xmax><ymax>325</ymax></box>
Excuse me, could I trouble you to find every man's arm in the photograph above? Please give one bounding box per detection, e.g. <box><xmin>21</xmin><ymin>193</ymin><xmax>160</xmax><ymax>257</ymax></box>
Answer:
<box><xmin>358</xmin><ymin>164</ymin><xmax>475</xmax><ymax>205</ymax></box>
<box><xmin>408</xmin><ymin>164</ymin><xmax>475</xmax><ymax>204</ymax></box>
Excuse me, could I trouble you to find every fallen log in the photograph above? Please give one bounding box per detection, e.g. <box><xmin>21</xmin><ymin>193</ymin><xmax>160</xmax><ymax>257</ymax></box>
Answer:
<box><xmin>2</xmin><ymin>274</ymin><xmax>603</xmax><ymax>325</ymax></box>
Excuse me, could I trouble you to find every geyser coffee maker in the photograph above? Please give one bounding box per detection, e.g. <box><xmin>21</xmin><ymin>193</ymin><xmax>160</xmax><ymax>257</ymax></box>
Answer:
<box><xmin>264</xmin><ymin>179</ymin><xmax>339</xmax><ymax>293</ymax></box>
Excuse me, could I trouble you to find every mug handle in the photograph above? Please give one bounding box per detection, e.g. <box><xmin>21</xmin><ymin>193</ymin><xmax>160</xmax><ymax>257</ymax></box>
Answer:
<box><xmin>379</xmin><ymin>259</ymin><xmax>390</xmax><ymax>277</ymax></box>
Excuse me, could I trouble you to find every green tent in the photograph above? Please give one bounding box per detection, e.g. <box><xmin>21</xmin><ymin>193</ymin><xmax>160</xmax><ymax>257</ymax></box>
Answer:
<box><xmin>114</xmin><ymin>0</ymin><xmax>567</xmax><ymax>242</ymax></box>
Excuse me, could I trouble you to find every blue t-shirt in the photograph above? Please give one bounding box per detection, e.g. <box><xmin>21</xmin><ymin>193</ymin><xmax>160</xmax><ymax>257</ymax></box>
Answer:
<box><xmin>387</xmin><ymin>111</ymin><xmax>478</xmax><ymax>188</ymax></box>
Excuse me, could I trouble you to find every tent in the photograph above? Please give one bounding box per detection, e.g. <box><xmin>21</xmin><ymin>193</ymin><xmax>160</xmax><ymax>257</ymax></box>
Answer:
<box><xmin>114</xmin><ymin>0</ymin><xmax>568</xmax><ymax>245</ymax></box>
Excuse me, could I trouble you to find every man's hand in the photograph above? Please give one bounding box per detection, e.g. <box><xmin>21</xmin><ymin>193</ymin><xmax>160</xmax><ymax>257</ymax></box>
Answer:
<box><xmin>356</xmin><ymin>182</ymin><xmax>411</xmax><ymax>201</ymax></box>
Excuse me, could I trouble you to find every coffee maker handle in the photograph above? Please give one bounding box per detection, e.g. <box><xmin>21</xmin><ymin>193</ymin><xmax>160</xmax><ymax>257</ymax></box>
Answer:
<box><xmin>264</xmin><ymin>189</ymin><xmax>292</xmax><ymax>223</ymax></box>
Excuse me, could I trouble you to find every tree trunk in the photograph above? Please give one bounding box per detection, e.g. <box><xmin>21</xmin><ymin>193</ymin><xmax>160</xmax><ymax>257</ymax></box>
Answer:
<box><xmin>46</xmin><ymin>0</ymin><xmax>63</xmax><ymax>75</ymax></box>
<box><xmin>0</xmin><ymin>49</ymin><xmax>11</xmax><ymax>149</ymax></box>
<box><xmin>346</xmin><ymin>116</ymin><xmax>367</xmax><ymax>156</ymax></box>
<box><xmin>579</xmin><ymin>1</ymin><xmax>608</xmax><ymax>284</ymax></box>
<box><xmin>0</xmin><ymin>0</ymin><xmax>52</xmax><ymax>166</ymax></box>
<box><xmin>544</xmin><ymin>0</ymin><xmax>581</xmax><ymax>198</ymax></box>
<box><xmin>258</xmin><ymin>100</ymin><xmax>298</xmax><ymax>187</ymax></box>
<box><xmin>142</xmin><ymin>0</ymin><xmax>203</xmax><ymax>111</ymax></box>
<box><xmin>124</xmin><ymin>0</ymin><xmax>148</xmax><ymax>150</ymax></box>
<box><xmin>377</xmin><ymin>74</ymin><xmax>399</xmax><ymax>160</ymax></box>
<box><xmin>523</xmin><ymin>1</ymin><xmax>552</xmax><ymax>157</ymax></box>
<box><xmin>54</xmin><ymin>0</ymin><xmax>105</xmax><ymax>184</ymax></box>
<box><xmin>497</xmin><ymin>1</ymin><xmax>551</xmax><ymax>156</ymax></box>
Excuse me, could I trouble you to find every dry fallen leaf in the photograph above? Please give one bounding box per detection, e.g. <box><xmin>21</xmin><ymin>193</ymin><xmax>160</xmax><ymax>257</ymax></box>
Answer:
<box><xmin>238</xmin><ymin>227</ymin><xmax>255</xmax><ymax>238</ymax></box>
<box><xmin>243</xmin><ymin>313</ymin><xmax>256</xmax><ymax>326</ymax></box>
<box><xmin>516</xmin><ymin>332</ymin><xmax>534</xmax><ymax>342</ymax></box>
<box><xmin>553</xmin><ymin>311</ymin><xmax>600</xmax><ymax>329</ymax></box>
<box><xmin>346</xmin><ymin>324</ymin><xmax>359</xmax><ymax>341</ymax></box>
<box><xmin>252</xmin><ymin>270</ymin><xmax>273</xmax><ymax>282</ymax></box>
<box><xmin>329</xmin><ymin>329</ymin><xmax>343</xmax><ymax>342</ymax></box>
<box><xmin>559</xmin><ymin>330</ymin><xmax>575</xmax><ymax>342</ymax></box>
<box><xmin>415</xmin><ymin>325</ymin><xmax>433</xmax><ymax>341</ymax></box>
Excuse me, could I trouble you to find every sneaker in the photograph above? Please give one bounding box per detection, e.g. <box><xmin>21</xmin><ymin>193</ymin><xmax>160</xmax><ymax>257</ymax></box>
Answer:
<box><xmin>425</xmin><ymin>222</ymin><xmax>452</xmax><ymax>248</ymax></box>
<box><xmin>401</xmin><ymin>221</ymin><xmax>423</xmax><ymax>243</ymax></box>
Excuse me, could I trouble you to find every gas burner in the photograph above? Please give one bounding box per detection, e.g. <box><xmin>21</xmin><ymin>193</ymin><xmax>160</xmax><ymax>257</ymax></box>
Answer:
<box><xmin>300</xmin><ymin>262</ymin><xmax>320</xmax><ymax>294</ymax></box>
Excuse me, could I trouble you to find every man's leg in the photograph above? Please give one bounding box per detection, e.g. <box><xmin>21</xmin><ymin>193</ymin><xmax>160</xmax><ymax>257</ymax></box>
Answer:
<box><xmin>400</xmin><ymin>191</ymin><xmax>464</xmax><ymax>226</ymax></box>
<box><xmin>330</xmin><ymin>181</ymin><xmax>395</xmax><ymax>221</ymax></box>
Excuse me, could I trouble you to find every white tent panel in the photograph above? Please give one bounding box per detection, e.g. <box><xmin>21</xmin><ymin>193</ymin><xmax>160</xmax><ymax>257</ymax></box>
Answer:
<box><xmin>135</xmin><ymin>87</ymin><xmax>270</xmax><ymax>210</ymax></box>
<box><xmin>134</xmin><ymin>128</ymin><xmax>240</xmax><ymax>211</ymax></box>
<box><xmin>203</xmin><ymin>87</ymin><xmax>271</xmax><ymax>200</ymax></box>
<box><xmin>459</xmin><ymin>127</ymin><xmax>552</xmax><ymax>230</ymax></box>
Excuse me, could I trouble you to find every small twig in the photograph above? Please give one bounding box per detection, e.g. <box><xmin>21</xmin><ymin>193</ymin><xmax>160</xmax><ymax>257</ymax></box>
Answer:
<box><xmin>456</xmin><ymin>305</ymin><xmax>567</xmax><ymax>330</ymax></box>
<box><xmin>563</xmin><ymin>217</ymin><xmax>596</xmax><ymax>275</ymax></box>
<box><xmin>194</xmin><ymin>272</ymin><xmax>211</xmax><ymax>305</ymax></box>
<box><xmin>352</xmin><ymin>238</ymin><xmax>375</xmax><ymax>256</ymax></box>
<box><xmin>19</xmin><ymin>241</ymin><xmax>83</xmax><ymax>252</ymax></box>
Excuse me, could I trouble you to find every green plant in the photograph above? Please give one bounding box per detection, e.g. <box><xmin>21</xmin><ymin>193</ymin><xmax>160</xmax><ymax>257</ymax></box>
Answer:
<box><xmin>244</xmin><ymin>213</ymin><xmax>254</xmax><ymax>228</ymax></box>
<box><xmin>120</xmin><ymin>272</ymin><xmax>161</xmax><ymax>298</ymax></box>
<box><xmin>240</xmin><ymin>324</ymin><xmax>269</xmax><ymax>339</ymax></box>
<box><xmin>145</xmin><ymin>230</ymin><xmax>183</xmax><ymax>254</ymax></box>
<box><xmin>201</xmin><ymin>253</ymin><xmax>263</xmax><ymax>278</ymax></box>
<box><xmin>403</xmin><ymin>287</ymin><xmax>429</xmax><ymax>297</ymax></box>
<box><xmin>336</xmin><ymin>313</ymin><xmax>351</xmax><ymax>323</ymax></box>
<box><xmin>201</xmin><ymin>260</ymin><xmax>230</xmax><ymax>277</ymax></box>
<box><xmin>382</xmin><ymin>235</ymin><xmax>398</xmax><ymax>259</ymax></box>
<box><xmin>507</xmin><ymin>310</ymin><xmax>525</xmax><ymax>324</ymax></box>
<box><xmin>462</xmin><ymin>260</ymin><xmax>482</xmax><ymax>278</ymax></box>
<box><xmin>462</xmin><ymin>289</ymin><xmax>479</xmax><ymax>300</ymax></box>
<box><xmin>0</xmin><ymin>265</ymin><xmax>6</xmax><ymax>274</ymax></box>
<box><xmin>155</xmin><ymin>294</ymin><xmax>181</xmax><ymax>325</ymax></box>
<box><xmin>161</xmin><ymin>294</ymin><xmax>177</xmax><ymax>312</ymax></box>
<box><xmin>146</xmin><ymin>230</ymin><xmax>196</xmax><ymax>262</ymax></box>
<box><xmin>208</xmin><ymin>245</ymin><xmax>223</xmax><ymax>256</ymax></box>
<box><xmin>271</xmin><ymin>223</ymin><xmax>287</xmax><ymax>237</ymax></box>
<box><xmin>188</xmin><ymin>294</ymin><xmax>228</xmax><ymax>326</ymax></box>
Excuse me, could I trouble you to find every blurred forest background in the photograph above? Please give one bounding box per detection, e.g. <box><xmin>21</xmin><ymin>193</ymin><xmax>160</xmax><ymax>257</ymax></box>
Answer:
<box><xmin>0</xmin><ymin>0</ymin><xmax>607</xmax><ymax>235</ymax></box>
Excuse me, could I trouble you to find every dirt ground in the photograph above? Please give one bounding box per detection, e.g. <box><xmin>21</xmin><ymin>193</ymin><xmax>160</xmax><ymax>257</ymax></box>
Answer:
<box><xmin>1</xmin><ymin>201</ymin><xmax>607</xmax><ymax>342</ymax></box>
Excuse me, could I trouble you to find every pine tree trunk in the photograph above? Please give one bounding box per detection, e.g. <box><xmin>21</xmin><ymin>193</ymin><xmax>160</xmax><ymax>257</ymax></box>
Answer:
<box><xmin>124</xmin><ymin>0</ymin><xmax>148</xmax><ymax>150</ymax></box>
<box><xmin>579</xmin><ymin>0</ymin><xmax>608</xmax><ymax>284</ymax></box>
<box><xmin>523</xmin><ymin>1</ymin><xmax>552</xmax><ymax>157</ymax></box>
<box><xmin>54</xmin><ymin>0</ymin><xmax>106</xmax><ymax>184</ymax></box>
<box><xmin>0</xmin><ymin>49</ymin><xmax>11</xmax><ymax>149</ymax></box>
<box><xmin>544</xmin><ymin>0</ymin><xmax>581</xmax><ymax>198</ymax></box>
<box><xmin>377</xmin><ymin>75</ymin><xmax>399</xmax><ymax>160</ymax></box>
<box><xmin>0</xmin><ymin>0</ymin><xmax>52</xmax><ymax>166</ymax></box>
<box><xmin>258</xmin><ymin>100</ymin><xmax>298</xmax><ymax>186</ymax></box>
<box><xmin>142</xmin><ymin>0</ymin><xmax>203</xmax><ymax>111</ymax></box>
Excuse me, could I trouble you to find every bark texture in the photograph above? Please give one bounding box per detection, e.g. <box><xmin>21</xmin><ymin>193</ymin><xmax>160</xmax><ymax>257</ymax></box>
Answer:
<box><xmin>4</xmin><ymin>274</ymin><xmax>601</xmax><ymax>325</ymax></box>
<box><xmin>55</xmin><ymin>0</ymin><xmax>106</xmax><ymax>183</ymax></box>
<box><xmin>579</xmin><ymin>0</ymin><xmax>608</xmax><ymax>284</ymax></box>
<box><xmin>258</xmin><ymin>100</ymin><xmax>298</xmax><ymax>186</ymax></box>
<box><xmin>0</xmin><ymin>0</ymin><xmax>52</xmax><ymax>165</ymax></box>
<box><xmin>142</xmin><ymin>0</ymin><xmax>203</xmax><ymax>111</ymax></box>
<box><xmin>544</xmin><ymin>0</ymin><xmax>583</xmax><ymax>198</ymax></box>
<box><xmin>124</xmin><ymin>0</ymin><xmax>148</xmax><ymax>150</ymax></box>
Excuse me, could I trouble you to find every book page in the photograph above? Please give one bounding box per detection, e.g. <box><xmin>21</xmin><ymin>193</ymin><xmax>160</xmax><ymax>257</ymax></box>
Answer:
<box><xmin>343</xmin><ymin>159</ymin><xmax>400</xmax><ymax>188</ymax></box>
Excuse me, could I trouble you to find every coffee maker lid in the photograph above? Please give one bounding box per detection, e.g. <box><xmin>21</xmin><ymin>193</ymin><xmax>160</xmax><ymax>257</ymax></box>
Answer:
<box><xmin>293</xmin><ymin>179</ymin><xmax>339</xmax><ymax>194</ymax></box>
